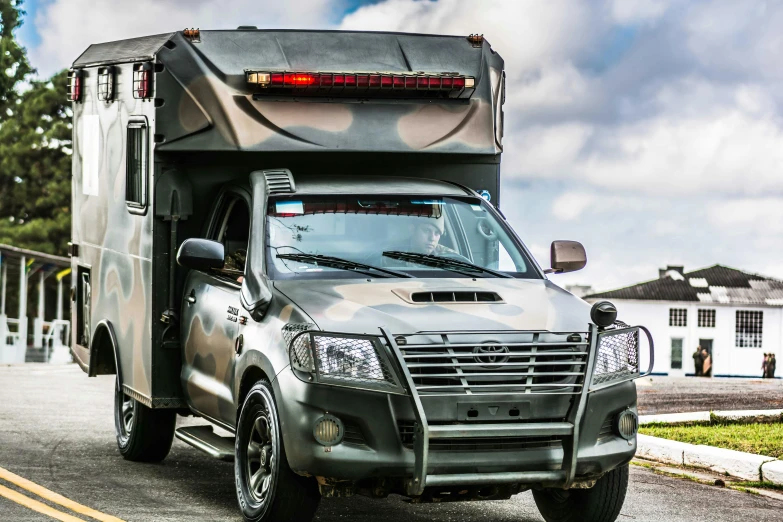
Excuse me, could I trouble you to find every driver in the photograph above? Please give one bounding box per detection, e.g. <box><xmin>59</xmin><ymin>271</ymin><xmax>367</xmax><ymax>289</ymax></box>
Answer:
<box><xmin>410</xmin><ymin>218</ymin><xmax>455</xmax><ymax>256</ymax></box>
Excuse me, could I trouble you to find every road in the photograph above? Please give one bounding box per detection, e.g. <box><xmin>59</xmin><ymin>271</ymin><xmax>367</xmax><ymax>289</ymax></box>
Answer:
<box><xmin>1</xmin><ymin>365</ymin><xmax>782</xmax><ymax>522</ymax></box>
<box><xmin>636</xmin><ymin>375</ymin><xmax>783</xmax><ymax>414</ymax></box>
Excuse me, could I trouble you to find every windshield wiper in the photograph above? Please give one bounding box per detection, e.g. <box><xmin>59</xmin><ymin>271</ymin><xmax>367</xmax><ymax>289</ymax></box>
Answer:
<box><xmin>276</xmin><ymin>253</ymin><xmax>414</xmax><ymax>278</ymax></box>
<box><xmin>382</xmin><ymin>251</ymin><xmax>514</xmax><ymax>279</ymax></box>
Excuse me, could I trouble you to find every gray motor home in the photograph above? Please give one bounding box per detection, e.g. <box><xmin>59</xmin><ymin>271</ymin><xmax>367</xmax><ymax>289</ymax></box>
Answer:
<box><xmin>69</xmin><ymin>28</ymin><xmax>652</xmax><ymax>522</ymax></box>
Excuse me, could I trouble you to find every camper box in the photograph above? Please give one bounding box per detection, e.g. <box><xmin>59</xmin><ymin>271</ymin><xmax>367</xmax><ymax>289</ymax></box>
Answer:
<box><xmin>69</xmin><ymin>29</ymin><xmax>506</xmax><ymax>408</ymax></box>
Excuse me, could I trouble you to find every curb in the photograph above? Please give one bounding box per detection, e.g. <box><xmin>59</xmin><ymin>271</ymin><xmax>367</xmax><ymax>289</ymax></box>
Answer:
<box><xmin>639</xmin><ymin>408</ymin><xmax>783</xmax><ymax>425</ymax></box>
<box><xmin>637</xmin><ymin>434</ymin><xmax>780</xmax><ymax>484</ymax></box>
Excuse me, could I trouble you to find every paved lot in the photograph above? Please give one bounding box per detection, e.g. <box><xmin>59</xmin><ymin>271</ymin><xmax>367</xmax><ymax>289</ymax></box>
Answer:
<box><xmin>1</xmin><ymin>365</ymin><xmax>782</xmax><ymax>522</ymax></box>
<box><xmin>636</xmin><ymin>375</ymin><xmax>783</xmax><ymax>414</ymax></box>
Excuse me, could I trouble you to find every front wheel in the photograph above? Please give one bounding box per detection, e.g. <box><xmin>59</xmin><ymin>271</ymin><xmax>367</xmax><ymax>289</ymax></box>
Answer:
<box><xmin>235</xmin><ymin>381</ymin><xmax>320</xmax><ymax>522</ymax></box>
<box><xmin>532</xmin><ymin>465</ymin><xmax>629</xmax><ymax>522</ymax></box>
<box><xmin>114</xmin><ymin>380</ymin><xmax>176</xmax><ymax>462</ymax></box>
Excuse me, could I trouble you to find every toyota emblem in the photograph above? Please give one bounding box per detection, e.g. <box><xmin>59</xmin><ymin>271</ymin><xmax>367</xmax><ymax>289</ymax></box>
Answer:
<box><xmin>472</xmin><ymin>344</ymin><xmax>510</xmax><ymax>368</ymax></box>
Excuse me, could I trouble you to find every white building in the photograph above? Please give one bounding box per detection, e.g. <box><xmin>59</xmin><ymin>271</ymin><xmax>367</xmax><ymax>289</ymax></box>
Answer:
<box><xmin>585</xmin><ymin>265</ymin><xmax>783</xmax><ymax>378</ymax></box>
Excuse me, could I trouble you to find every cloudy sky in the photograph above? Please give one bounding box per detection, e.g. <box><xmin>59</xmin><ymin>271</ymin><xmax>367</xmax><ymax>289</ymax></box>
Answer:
<box><xmin>15</xmin><ymin>0</ymin><xmax>783</xmax><ymax>292</ymax></box>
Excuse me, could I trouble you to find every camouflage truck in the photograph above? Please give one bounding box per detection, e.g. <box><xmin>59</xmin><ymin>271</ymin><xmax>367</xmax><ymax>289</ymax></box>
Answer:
<box><xmin>69</xmin><ymin>28</ymin><xmax>653</xmax><ymax>522</ymax></box>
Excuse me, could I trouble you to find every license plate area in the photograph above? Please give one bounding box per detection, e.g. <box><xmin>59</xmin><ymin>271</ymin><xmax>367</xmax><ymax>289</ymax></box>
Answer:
<box><xmin>457</xmin><ymin>401</ymin><xmax>531</xmax><ymax>421</ymax></box>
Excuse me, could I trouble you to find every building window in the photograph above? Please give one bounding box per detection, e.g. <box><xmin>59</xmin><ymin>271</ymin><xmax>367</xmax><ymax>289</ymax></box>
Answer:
<box><xmin>736</xmin><ymin>310</ymin><xmax>763</xmax><ymax>348</ymax></box>
<box><xmin>126</xmin><ymin>120</ymin><xmax>148</xmax><ymax>211</ymax></box>
<box><xmin>669</xmin><ymin>308</ymin><xmax>687</xmax><ymax>327</ymax></box>
<box><xmin>670</xmin><ymin>338</ymin><xmax>683</xmax><ymax>370</ymax></box>
<box><xmin>698</xmin><ymin>309</ymin><xmax>716</xmax><ymax>328</ymax></box>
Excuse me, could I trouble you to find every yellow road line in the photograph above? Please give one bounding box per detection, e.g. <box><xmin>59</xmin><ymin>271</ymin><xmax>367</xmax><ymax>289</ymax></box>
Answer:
<box><xmin>0</xmin><ymin>483</ymin><xmax>87</xmax><ymax>522</ymax></box>
<box><xmin>0</xmin><ymin>466</ymin><xmax>125</xmax><ymax>522</ymax></box>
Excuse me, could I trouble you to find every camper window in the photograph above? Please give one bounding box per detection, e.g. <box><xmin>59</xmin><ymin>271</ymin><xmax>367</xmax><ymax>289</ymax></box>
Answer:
<box><xmin>125</xmin><ymin>120</ymin><xmax>148</xmax><ymax>212</ymax></box>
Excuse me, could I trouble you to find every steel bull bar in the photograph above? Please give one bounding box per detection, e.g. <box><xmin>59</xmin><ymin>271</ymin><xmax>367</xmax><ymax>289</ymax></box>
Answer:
<box><xmin>380</xmin><ymin>325</ymin><xmax>653</xmax><ymax>496</ymax></box>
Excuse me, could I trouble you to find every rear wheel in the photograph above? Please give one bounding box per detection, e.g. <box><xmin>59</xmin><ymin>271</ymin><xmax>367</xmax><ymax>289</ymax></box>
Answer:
<box><xmin>114</xmin><ymin>380</ymin><xmax>176</xmax><ymax>462</ymax></box>
<box><xmin>235</xmin><ymin>381</ymin><xmax>320</xmax><ymax>522</ymax></box>
<box><xmin>532</xmin><ymin>465</ymin><xmax>629</xmax><ymax>522</ymax></box>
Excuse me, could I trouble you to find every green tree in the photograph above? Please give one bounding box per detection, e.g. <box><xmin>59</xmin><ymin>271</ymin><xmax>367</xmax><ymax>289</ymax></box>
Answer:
<box><xmin>0</xmin><ymin>0</ymin><xmax>32</xmax><ymax>117</ymax></box>
<box><xmin>0</xmin><ymin>1</ymin><xmax>71</xmax><ymax>255</ymax></box>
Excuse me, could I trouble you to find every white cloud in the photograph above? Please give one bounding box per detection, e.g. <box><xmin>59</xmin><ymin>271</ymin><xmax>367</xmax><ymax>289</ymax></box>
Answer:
<box><xmin>707</xmin><ymin>198</ymin><xmax>783</xmax><ymax>234</ymax></box>
<box><xmin>610</xmin><ymin>0</ymin><xmax>675</xmax><ymax>25</ymax></box>
<box><xmin>551</xmin><ymin>192</ymin><xmax>597</xmax><ymax>221</ymax></box>
<box><xmin>29</xmin><ymin>0</ymin><xmax>338</xmax><ymax>77</ymax></box>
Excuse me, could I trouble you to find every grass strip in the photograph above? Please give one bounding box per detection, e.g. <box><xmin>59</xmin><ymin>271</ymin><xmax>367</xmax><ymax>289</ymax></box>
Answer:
<box><xmin>639</xmin><ymin>422</ymin><xmax>783</xmax><ymax>458</ymax></box>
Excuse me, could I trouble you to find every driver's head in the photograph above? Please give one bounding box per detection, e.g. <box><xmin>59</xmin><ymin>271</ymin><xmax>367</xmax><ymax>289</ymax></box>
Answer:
<box><xmin>411</xmin><ymin>218</ymin><xmax>445</xmax><ymax>254</ymax></box>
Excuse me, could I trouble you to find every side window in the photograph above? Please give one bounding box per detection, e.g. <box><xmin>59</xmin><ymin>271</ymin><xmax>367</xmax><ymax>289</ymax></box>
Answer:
<box><xmin>212</xmin><ymin>196</ymin><xmax>251</xmax><ymax>276</ymax></box>
<box><xmin>126</xmin><ymin>120</ymin><xmax>148</xmax><ymax>212</ymax></box>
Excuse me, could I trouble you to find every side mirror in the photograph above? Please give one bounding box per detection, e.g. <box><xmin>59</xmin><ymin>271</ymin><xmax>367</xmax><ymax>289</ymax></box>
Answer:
<box><xmin>176</xmin><ymin>238</ymin><xmax>225</xmax><ymax>271</ymax></box>
<box><xmin>545</xmin><ymin>240</ymin><xmax>587</xmax><ymax>274</ymax></box>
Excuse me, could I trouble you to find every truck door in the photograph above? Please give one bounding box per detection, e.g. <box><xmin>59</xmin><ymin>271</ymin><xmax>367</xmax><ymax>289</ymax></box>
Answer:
<box><xmin>180</xmin><ymin>191</ymin><xmax>250</xmax><ymax>425</ymax></box>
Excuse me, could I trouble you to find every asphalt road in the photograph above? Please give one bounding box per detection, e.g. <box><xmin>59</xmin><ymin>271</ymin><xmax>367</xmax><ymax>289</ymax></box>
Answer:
<box><xmin>636</xmin><ymin>375</ymin><xmax>783</xmax><ymax>414</ymax></box>
<box><xmin>1</xmin><ymin>365</ymin><xmax>782</xmax><ymax>522</ymax></box>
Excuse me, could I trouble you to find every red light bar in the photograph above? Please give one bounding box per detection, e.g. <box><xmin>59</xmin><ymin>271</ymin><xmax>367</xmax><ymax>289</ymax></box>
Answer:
<box><xmin>246</xmin><ymin>70</ymin><xmax>476</xmax><ymax>99</ymax></box>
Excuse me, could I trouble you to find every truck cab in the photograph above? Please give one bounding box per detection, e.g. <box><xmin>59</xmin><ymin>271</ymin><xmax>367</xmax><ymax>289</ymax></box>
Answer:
<box><xmin>69</xmin><ymin>28</ymin><xmax>651</xmax><ymax>522</ymax></box>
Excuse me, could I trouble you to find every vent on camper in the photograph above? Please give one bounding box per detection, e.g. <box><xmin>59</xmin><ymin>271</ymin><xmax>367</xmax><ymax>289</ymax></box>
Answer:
<box><xmin>410</xmin><ymin>291</ymin><xmax>503</xmax><ymax>303</ymax></box>
<box><xmin>264</xmin><ymin>170</ymin><xmax>296</xmax><ymax>194</ymax></box>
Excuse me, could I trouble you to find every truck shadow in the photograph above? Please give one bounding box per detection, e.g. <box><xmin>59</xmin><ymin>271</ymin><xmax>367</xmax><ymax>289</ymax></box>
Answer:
<box><xmin>143</xmin><ymin>445</ymin><xmax>544</xmax><ymax>522</ymax></box>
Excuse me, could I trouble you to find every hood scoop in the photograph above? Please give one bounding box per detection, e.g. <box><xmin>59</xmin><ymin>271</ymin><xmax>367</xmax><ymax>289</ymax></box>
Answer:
<box><xmin>400</xmin><ymin>290</ymin><xmax>504</xmax><ymax>304</ymax></box>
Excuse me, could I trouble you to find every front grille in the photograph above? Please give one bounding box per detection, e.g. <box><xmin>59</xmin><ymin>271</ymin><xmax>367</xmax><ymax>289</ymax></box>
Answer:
<box><xmin>394</xmin><ymin>330</ymin><xmax>589</xmax><ymax>396</ymax></box>
<box><xmin>398</xmin><ymin>421</ymin><xmax>562</xmax><ymax>452</ymax></box>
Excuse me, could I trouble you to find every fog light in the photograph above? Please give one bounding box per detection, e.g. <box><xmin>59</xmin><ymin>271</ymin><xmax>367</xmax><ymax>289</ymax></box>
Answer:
<box><xmin>313</xmin><ymin>414</ymin><xmax>344</xmax><ymax>446</ymax></box>
<box><xmin>614</xmin><ymin>410</ymin><xmax>638</xmax><ymax>440</ymax></box>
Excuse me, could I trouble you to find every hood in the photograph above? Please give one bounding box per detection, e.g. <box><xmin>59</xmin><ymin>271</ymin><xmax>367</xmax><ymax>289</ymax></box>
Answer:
<box><xmin>273</xmin><ymin>278</ymin><xmax>592</xmax><ymax>336</ymax></box>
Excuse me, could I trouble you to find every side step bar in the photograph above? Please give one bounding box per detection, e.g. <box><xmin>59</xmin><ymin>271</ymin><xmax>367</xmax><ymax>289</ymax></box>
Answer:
<box><xmin>175</xmin><ymin>426</ymin><xmax>235</xmax><ymax>462</ymax></box>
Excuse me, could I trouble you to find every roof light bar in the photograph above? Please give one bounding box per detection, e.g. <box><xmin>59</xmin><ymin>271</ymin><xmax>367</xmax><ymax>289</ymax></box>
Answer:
<box><xmin>246</xmin><ymin>71</ymin><xmax>476</xmax><ymax>99</ymax></box>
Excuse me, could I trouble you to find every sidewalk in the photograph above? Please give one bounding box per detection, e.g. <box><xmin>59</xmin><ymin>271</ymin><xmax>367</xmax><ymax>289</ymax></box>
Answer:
<box><xmin>636</xmin><ymin>408</ymin><xmax>783</xmax><ymax>485</ymax></box>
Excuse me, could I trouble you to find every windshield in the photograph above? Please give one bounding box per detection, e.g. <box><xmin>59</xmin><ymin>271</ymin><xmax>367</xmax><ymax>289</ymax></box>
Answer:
<box><xmin>266</xmin><ymin>195</ymin><xmax>540</xmax><ymax>280</ymax></box>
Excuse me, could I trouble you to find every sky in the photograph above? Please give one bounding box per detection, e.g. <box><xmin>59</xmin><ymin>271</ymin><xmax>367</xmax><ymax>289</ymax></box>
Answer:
<box><xmin>13</xmin><ymin>0</ymin><xmax>783</xmax><ymax>292</ymax></box>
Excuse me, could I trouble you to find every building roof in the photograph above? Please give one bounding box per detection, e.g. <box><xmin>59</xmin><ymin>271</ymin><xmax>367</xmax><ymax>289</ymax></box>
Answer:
<box><xmin>585</xmin><ymin>265</ymin><xmax>783</xmax><ymax>307</ymax></box>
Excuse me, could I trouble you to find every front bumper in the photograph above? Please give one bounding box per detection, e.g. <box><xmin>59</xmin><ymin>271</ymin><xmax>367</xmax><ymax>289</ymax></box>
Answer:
<box><xmin>274</xmin><ymin>370</ymin><xmax>637</xmax><ymax>488</ymax></box>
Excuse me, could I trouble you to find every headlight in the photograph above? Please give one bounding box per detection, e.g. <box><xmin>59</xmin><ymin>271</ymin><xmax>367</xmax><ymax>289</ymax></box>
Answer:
<box><xmin>315</xmin><ymin>336</ymin><xmax>386</xmax><ymax>381</ymax></box>
<box><xmin>287</xmin><ymin>328</ymin><xmax>401</xmax><ymax>392</ymax></box>
<box><xmin>591</xmin><ymin>327</ymin><xmax>640</xmax><ymax>389</ymax></box>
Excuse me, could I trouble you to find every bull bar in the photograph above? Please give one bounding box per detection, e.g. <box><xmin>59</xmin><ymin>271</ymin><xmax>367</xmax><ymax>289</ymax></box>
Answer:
<box><xmin>379</xmin><ymin>324</ymin><xmax>654</xmax><ymax>496</ymax></box>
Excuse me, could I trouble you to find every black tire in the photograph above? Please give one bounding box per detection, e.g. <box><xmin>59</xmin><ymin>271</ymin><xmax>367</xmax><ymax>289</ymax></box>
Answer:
<box><xmin>235</xmin><ymin>381</ymin><xmax>320</xmax><ymax>522</ymax></box>
<box><xmin>532</xmin><ymin>465</ymin><xmax>629</xmax><ymax>522</ymax></box>
<box><xmin>114</xmin><ymin>380</ymin><xmax>176</xmax><ymax>462</ymax></box>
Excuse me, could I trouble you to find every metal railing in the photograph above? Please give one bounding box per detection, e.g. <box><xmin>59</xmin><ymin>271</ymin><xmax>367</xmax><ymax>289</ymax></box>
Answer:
<box><xmin>2</xmin><ymin>317</ymin><xmax>21</xmax><ymax>347</ymax></box>
<box><xmin>42</xmin><ymin>319</ymin><xmax>71</xmax><ymax>349</ymax></box>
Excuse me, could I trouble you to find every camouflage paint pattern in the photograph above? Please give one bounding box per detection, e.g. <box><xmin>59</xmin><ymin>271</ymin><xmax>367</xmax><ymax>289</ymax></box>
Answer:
<box><xmin>70</xmin><ymin>58</ymin><xmax>157</xmax><ymax>402</ymax></box>
<box><xmin>71</xmin><ymin>29</ymin><xmax>506</xmax><ymax>407</ymax></box>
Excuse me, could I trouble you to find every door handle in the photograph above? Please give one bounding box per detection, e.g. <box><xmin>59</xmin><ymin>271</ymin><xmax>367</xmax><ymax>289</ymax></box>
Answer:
<box><xmin>186</xmin><ymin>290</ymin><xmax>196</xmax><ymax>304</ymax></box>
